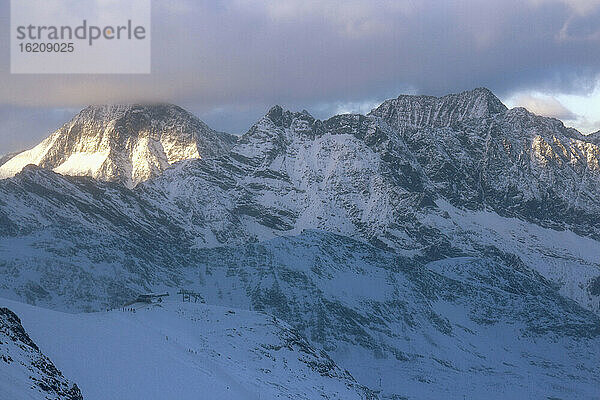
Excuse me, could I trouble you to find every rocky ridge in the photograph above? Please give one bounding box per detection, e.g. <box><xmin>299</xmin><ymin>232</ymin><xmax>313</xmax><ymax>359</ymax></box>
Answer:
<box><xmin>0</xmin><ymin>307</ymin><xmax>83</xmax><ymax>400</ymax></box>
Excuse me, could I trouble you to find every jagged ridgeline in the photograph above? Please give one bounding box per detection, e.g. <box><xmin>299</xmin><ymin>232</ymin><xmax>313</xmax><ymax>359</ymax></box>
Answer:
<box><xmin>0</xmin><ymin>88</ymin><xmax>599</xmax><ymax>399</ymax></box>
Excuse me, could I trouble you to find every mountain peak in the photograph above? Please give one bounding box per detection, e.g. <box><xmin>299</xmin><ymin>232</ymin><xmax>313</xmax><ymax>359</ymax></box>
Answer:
<box><xmin>265</xmin><ymin>105</ymin><xmax>285</xmax><ymax>125</ymax></box>
<box><xmin>466</xmin><ymin>87</ymin><xmax>508</xmax><ymax>110</ymax></box>
<box><xmin>74</xmin><ymin>103</ymin><xmax>205</xmax><ymax>132</ymax></box>
<box><xmin>369</xmin><ymin>87</ymin><xmax>507</xmax><ymax>129</ymax></box>
<box><xmin>0</xmin><ymin>103</ymin><xmax>235</xmax><ymax>187</ymax></box>
<box><xmin>262</xmin><ymin>105</ymin><xmax>315</xmax><ymax>129</ymax></box>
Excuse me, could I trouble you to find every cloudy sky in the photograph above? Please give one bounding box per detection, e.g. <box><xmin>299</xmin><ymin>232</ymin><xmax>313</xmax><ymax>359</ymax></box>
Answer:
<box><xmin>2</xmin><ymin>0</ymin><xmax>600</xmax><ymax>153</ymax></box>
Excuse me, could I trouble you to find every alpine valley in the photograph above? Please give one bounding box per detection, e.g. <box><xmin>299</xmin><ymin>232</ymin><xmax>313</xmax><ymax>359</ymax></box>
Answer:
<box><xmin>0</xmin><ymin>88</ymin><xmax>599</xmax><ymax>400</ymax></box>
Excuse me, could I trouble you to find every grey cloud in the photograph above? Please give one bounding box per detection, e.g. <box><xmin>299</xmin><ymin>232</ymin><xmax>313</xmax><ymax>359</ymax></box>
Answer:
<box><xmin>2</xmin><ymin>0</ymin><xmax>600</xmax><ymax>150</ymax></box>
<box><xmin>2</xmin><ymin>0</ymin><xmax>600</xmax><ymax>105</ymax></box>
<box><xmin>0</xmin><ymin>106</ymin><xmax>79</xmax><ymax>154</ymax></box>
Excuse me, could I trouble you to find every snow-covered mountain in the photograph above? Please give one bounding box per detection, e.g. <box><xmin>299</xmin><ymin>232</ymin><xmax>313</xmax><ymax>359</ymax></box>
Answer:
<box><xmin>1</xmin><ymin>88</ymin><xmax>600</xmax><ymax>399</ymax></box>
<box><xmin>0</xmin><ymin>307</ymin><xmax>83</xmax><ymax>400</ymax></box>
<box><xmin>133</xmin><ymin>88</ymin><xmax>600</xmax><ymax>311</ymax></box>
<box><xmin>0</xmin><ymin>104</ymin><xmax>236</xmax><ymax>187</ymax></box>
<box><xmin>370</xmin><ymin>90</ymin><xmax>600</xmax><ymax>239</ymax></box>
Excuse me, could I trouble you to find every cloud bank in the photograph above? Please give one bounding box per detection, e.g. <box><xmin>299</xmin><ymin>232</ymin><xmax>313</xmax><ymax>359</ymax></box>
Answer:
<box><xmin>1</xmin><ymin>0</ymin><xmax>600</xmax><ymax>150</ymax></box>
<box><xmin>2</xmin><ymin>0</ymin><xmax>600</xmax><ymax>106</ymax></box>
<box><xmin>510</xmin><ymin>94</ymin><xmax>578</xmax><ymax>120</ymax></box>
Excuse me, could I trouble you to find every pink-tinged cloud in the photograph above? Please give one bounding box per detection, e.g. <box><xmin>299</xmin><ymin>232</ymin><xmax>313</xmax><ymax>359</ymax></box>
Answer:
<box><xmin>512</xmin><ymin>94</ymin><xmax>578</xmax><ymax>120</ymax></box>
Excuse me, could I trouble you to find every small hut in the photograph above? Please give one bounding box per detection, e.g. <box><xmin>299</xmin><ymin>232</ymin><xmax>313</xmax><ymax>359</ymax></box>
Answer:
<box><xmin>177</xmin><ymin>289</ymin><xmax>204</xmax><ymax>303</ymax></box>
<box><xmin>125</xmin><ymin>292</ymin><xmax>169</xmax><ymax>306</ymax></box>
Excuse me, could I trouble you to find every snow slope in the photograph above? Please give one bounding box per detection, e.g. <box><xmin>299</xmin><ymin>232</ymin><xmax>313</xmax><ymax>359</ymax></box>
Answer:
<box><xmin>428</xmin><ymin>199</ymin><xmax>600</xmax><ymax>312</ymax></box>
<box><xmin>137</xmin><ymin>90</ymin><xmax>600</xmax><ymax>311</ymax></box>
<box><xmin>0</xmin><ymin>299</ymin><xmax>373</xmax><ymax>400</ymax></box>
<box><xmin>1</xmin><ymin>229</ymin><xmax>599</xmax><ymax>399</ymax></box>
<box><xmin>0</xmin><ymin>152</ymin><xmax>20</xmax><ymax>168</ymax></box>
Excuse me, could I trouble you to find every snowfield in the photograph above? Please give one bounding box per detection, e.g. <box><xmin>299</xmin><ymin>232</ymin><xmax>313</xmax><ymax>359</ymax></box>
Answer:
<box><xmin>0</xmin><ymin>299</ymin><xmax>371</xmax><ymax>400</ymax></box>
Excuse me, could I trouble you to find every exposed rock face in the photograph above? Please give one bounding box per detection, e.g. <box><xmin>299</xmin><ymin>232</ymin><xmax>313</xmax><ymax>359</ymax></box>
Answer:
<box><xmin>0</xmin><ymin>104</ymin><xmax>236</xmax><ymax>187</ymax></box>
<box><xmin>588</xmin><ymin>130</ymin><xmax>600</xmax><ymax>145</ymax></box>
<box><xmin>370</xmin><ymin>99</ymin><xmax>600</xmax><ymax>237</ymax></box>
<box><xmin>0</xmin><ymin>308</ymin><xmax>83</xmax><ymax>400</ymax></box>
<box><xmin>370</xmin><ymin>87</ymin><xmax>508</xmax><ymax>128</ymax></box>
